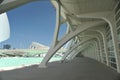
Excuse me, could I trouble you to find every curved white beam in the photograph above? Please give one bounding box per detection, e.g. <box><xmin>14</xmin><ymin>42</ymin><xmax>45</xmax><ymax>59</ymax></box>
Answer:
<box><xmin>61</xmin><ymin>36</ymin><xmax>95</xmax><ymax>61</ymax></box>
<box><xmin>88</xmin><ymin>26</ymin><xmax>109</xmax><ymax>66</ymax></box>
<box><xmin>0</xmin><ymin>13</ymin><xmax>10</xmax><ymax>42</ymax></box>
<box><xmin>69</xmin><ymin>40</ymin><xmax>98</xmax><ymax>60</ymax></box>
<box><xmin>0</xmin><ymin>0</ymin><xmax>38</xmax><ymax>14</ymax></box>
<box><xmin>39</xmin><ymin>21</ymin><xmax>104</xmax><ymax>68</ymax></box>
<box><xmin>77</xmin><ymin>11</ymin><xmax>120</xmax><ymax>72</ymax></box>
<box><xmin>67</xmin><ymin>33</ymin><xmax>103</xmax><ymax>63</ymax></box>
<box><xmin>52</xmin><ymin>0</ymin><xmax>61</xmax><ymax>47</ymax></box>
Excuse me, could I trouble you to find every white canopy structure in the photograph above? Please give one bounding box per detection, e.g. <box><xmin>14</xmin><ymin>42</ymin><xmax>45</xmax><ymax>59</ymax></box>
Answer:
<box><xmin>39</xmin><ymin>0</ymin><xmax>120</xmax><ymax>73</ymax></box>
<box><xmin>0</xmin><ymin>0</ymin><xmax>38</xmax><ymax>14</ymax></box>
<box><xmin>0</xmin><ymin>13</ymin><xmax>10</xmax><ymax>42</ymax></box>
<box><xmin>0</xmin><ymin>0</ymin><xmax>120</xmax><ymax>76</ymax></box>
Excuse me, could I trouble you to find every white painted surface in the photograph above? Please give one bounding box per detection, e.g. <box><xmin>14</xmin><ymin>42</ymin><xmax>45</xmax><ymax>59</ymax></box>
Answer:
<box><xmin>0</xmin><ymin>13</ymin><xmax>10</xmax><ymax>42</ymax></box>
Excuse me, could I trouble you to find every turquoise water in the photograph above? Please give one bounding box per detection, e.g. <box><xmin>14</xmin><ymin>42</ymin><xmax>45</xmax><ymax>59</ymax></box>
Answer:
<box><xmin>0</xmin><ymin>57</ymin><xmax>61</xmax><ymax>67</ymax></box>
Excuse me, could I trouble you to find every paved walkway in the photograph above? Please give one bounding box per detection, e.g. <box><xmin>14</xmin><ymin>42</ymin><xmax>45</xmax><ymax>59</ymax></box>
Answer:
<box><xmin>0</xmin><ymin>57</ymin><xmax>120</xmax><ymax>80</ymax></box>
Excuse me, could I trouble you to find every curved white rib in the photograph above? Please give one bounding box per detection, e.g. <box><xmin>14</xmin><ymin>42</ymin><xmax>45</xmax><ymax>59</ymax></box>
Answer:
<box><xmin>0</xmin><ymin>13</ymin><xmax>10</xmax><ymax>42</ymax></box>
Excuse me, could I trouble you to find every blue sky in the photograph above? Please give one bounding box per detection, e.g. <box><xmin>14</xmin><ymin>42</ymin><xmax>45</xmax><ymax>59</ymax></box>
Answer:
<box><xmin>0</xmin><ymin>1</ymin><xmax>66</xmax><ymax>49</ymax></box>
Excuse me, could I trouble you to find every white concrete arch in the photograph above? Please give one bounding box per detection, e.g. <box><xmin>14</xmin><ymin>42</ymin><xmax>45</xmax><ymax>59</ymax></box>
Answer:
<box><xmin>77</xmin><ymin>11</ymin><xmax>120</xmax><ymax>72</ymax></box>
<box><xmin>87</xmin><ymin>26</ymin><xmax>109</xmax><ymax>66</ymax></box>
<box><xmin>40</xmin><ymin>0</ymin><xmax>120</xmax><ymax>73</ymax></box>
<box><xmin>80</xmin><ymin>38</ymin><xmax>100</xmax><ymax>61</ymax></box>
<box><xmin>68</xmin><ymin>39</ymin><xmax>99</xmax><ymax>61</ymax></box>
<box><xmin>0</xmin><ymin>0</ymin><xmax>38</xmax><ymax>14</ymax></box>
<box><xmin>63</xmin><ymin>26</ymin><xmax>108</xmax><ymax>64</ymax></box>
<box><xmin>84</xmin><ymin>31</ymin><xmax>104</xmax><ymax>62</ymax></box>
<box><xmin>61</xmin><ymin>30</ymin><xmax>102</xmax><ymax>60</ymax></box>
<box><xmin>39</xmin><ymin>20</ymin><xmax>104</xmax><ymax>68</ymax></box>
<box><xmin>61</xmin><ymin>36</ymin><xmax>96</xmax><ymax>61</ymax></box>
<box><xmin>61</xmin><ymin>30</ymin><xmax>104</xmax><ymax>62</ymax></box>
<box><xmin>0</xmin><ymin>13</ymin><xmax>10</xmax><ymax>42</ymax></box>
<box><xmin>67</xmin><ymin>31</ymin><xmax>104</xmax><ymax>63</ymax></box>
<box><xmin>71</xmin><ymin>40</ymin><xmax>99</xmax><ymax>61</ymax></box>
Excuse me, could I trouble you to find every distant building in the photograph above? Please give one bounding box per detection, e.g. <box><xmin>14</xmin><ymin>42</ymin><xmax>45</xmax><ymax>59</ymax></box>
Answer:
<box><xmin>29</xmin><ymin>42</ymin><xmax>66</xmax><ymax>57</ymax></box>
<box><xmin>29</xmin><ymin>42</ymin><xmax>49</xmax><ymax>50</ymax></box>
<box><xmin>3</xmin><ymin>44</ymin><xmax>11</xmax><ymax>49</ymax></box>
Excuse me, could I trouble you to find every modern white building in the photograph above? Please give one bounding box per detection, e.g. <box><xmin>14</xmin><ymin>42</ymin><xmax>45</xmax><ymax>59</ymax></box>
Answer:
<box><xmin>0</xmin><ymin>0</ymin><xmax>120</xmax><ymax>80</ymax></box>
<box><xmin>40</xmin><ymin>0</ymin><xmax>120</xmax><ymax>73</ymax></box>
<box><xmin>29</xmin><ymin>42</ymin><xmax>49</xmax><ymax>50</ymax></box>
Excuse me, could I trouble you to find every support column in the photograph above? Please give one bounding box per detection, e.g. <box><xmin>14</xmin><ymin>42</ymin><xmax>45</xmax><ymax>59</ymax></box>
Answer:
<box><xmin>52</xmin><ymin>0</ymin><xmax>61</xmax><ymax>47</ymax></box>
<box><xmin>107</xmin><ymin>15</ymin><xmax>120</xmax><ymax>72</ymax></box>
<box><xmin>94</xmin><ymin>41</ymin><xmax>99</xmax><ymax>61</ymax></box>
<box><xmin>94</xmin><ymin>39</ymin><xmax>102</xmax><ymax>61</ymax></box>
<box><xmin>97</xmin><ymin>36</ymin><xmax>104</xmax><ymax>63</ymax></box>
<box><xmin>39</xmin><ymin>0</ymin><xmax>61</xmax><ymax>68</ymax></box>
<box><xmin>102</xmin><ymin>33</ymin><xmax>109</xmax><ymax>66</ymax></box>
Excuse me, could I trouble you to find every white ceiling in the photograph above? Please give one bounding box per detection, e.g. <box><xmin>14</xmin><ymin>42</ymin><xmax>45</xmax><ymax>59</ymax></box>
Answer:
<box><xmin>60</xmin><ymin>0</ymin><xmax>117</xmax><ymax>15</ymax></box>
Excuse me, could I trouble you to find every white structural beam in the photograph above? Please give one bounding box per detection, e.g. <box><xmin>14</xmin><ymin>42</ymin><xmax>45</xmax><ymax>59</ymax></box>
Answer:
<box><xmin>77</xmin><ymin>11</ymin><xmax>120</xmax><ymax>72</ymax></box>
<box><xmin>39</xmin><ymin>21</ymin><xmax>104</xmax><ymax>68</ymax></box>
<box><xmin>0</xmin><ymin>0</ymin><xmax>38</xmax><ymax>14</ymax></box>
<box><xmin>0</xmin><ymin>13</ymin><xmax>10</xmax><ymax>42</ymax></box>
<box><xmin>52</xmin><ymin>0</ymin><xmax>61</xmax><ymax>47</ymax></box>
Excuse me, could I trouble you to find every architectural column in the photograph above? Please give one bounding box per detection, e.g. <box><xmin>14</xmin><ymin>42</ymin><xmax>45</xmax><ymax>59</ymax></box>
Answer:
<box><xmin>96</xmin><ymin>36</ymin><xmax>103</xmax><ymax>63</ymax></box>
<box><xmin>94</xmin><ymin>41</ymin><xmax>100</xmax><ymax>61</ymax></box>
<box><xmin>108</xmin><ymin>16</ymin><xmax>120</xmax><ymax>72</ymax></box>
<box><xmin>0</xmin><ymin>13</ymin><xmax>10</xmax><ymax>42</ymax></box>
<box><xmin>52</xmin><ymin>0</ymin><xmax>61</xmax><ymax>47</ymax></box>
<box><xmin>102</xmin><ymin>32</ymin><xmax>109</xmax><ymax>66</ymax></box>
